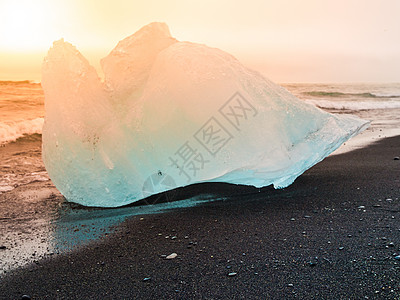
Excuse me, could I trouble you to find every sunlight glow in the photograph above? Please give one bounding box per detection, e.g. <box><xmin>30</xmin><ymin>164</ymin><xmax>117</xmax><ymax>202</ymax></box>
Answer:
<box><xmin>0</xmin><ymin>0</ymin><xmax>399</xmax><ymax>82</ymax></box>
<box><xmin>0</xmin><ymin>0</ymin><xmax>55</xmax><ymax>51</ymax></box>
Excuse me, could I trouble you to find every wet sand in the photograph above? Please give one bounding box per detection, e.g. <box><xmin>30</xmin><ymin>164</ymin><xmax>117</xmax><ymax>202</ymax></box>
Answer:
<box><xmin>0</xmin><ymin>134</ymin><xmax>399</xmax><ymax>299</ymax></box>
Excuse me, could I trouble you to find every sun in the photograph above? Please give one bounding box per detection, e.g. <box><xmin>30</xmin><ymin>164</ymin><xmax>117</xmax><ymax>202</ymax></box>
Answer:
<box><xmin>0</xmin><ymin>0</ymin><xmax>55</xmax><ymax>51</ymax></box>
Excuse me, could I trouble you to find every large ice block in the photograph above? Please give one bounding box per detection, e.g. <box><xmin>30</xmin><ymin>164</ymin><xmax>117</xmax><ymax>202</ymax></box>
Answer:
<box><xmin>42</xmin><ymin>22</ymin><xmax>369</xmax><ymax>207</ymax></box>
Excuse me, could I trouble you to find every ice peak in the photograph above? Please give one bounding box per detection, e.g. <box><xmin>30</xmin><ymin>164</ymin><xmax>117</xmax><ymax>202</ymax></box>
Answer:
<box><xmin>127</xmin><ymin>22</ymin><xmax>172</xmax><ymax>42</ymax></box>
<box><xmin>100</xmin><ymin>22</ymin><xmax>177</xmax><ymax>104</ymax></box>
<box><xmin>53</xmin><ymin>38</ymin><xmax>64</xmax><ymax>45</ymax></box>
<box><xmin>43</xmin><ymin>38</ymin><xmax>93</xmax><ymax>82</ymax></box>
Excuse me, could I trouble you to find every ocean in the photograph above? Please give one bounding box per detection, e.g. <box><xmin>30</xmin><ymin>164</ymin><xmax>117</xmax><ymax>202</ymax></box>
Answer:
<box><xmin>0</xmin><ymin>80</ymin><xmax>44</xmax><ymax>144</ymax></box>
<box><xmin>1</xmin><ymin>81</ymin><xmax>400</xmax><ymax>195</ymax></box>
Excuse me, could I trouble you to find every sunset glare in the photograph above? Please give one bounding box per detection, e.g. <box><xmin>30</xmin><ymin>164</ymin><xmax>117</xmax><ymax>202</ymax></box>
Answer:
<box><xmin>0</xmin><ymin>0</ymin><xmax>50</xmax><ymax>51</ymax></box>
<box><xmin>0</xmin><ymin>0</ymin><xmax>400</xmax><ymax>82</ymax></box>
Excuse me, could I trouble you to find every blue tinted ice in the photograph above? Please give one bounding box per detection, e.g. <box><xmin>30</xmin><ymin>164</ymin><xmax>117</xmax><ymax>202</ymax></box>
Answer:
<box><xmin>42</xmin><ymin>22</ymin><xmax>369</xmax><ymax>207</ymax></box>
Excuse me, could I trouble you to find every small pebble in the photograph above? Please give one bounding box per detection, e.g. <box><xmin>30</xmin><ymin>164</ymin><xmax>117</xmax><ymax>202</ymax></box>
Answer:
<box><xmin>0</xmin><ymin>246</ymin><xmax>6</xmax><ymax>250</ymax></box>
<box><xmin>143</xmin><ymin>277</ymin><xmax>151</xmax><ymax>282</ymax></box>
<box><xmin>21</xmin><ymin>296</ymin><xmax>31</xmax><ymax>300</ymax></box>
<box><xmin>394</xmin><ymin>157</ymin><xmax>399</xmax><ymax>160</ymax></box>
<box><xmin>358</xmin><ymin>206</ymin><xmax>365</xmax><ymax>209</ymax></box>
<box><xmin>228</xmin><ymin>272</ymin><xmax>237</xmax><ymax>277</ymax></box>
<box><xmin>166</xmin><ymin>253</ymin><xmax>178</xmax><ymax>259</ymax></box>
<box><xmin>394</xmin><ymin>255</ymin><xmax>400</xmax><ymax>260</ymax></box>
<box><xmin>338</xmin><ymin>247</ymin><xmax>344</xmax><ymax>250</ymax></box>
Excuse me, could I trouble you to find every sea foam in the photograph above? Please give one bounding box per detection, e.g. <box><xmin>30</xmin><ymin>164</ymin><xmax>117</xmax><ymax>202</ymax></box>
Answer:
<box><xmin>0</xmin><ymin>118</ymin><xmax>44</xmax><ymax>144</ymax></box>
<box><xmin>305</xmin><ymin>99</ymin><xmax>400</xmax><ymax>111</ymax></box>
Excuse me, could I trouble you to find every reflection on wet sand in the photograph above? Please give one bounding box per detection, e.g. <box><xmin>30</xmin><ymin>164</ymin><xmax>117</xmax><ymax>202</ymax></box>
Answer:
<box><xmin>0</xmin><ymin>181</ymin><xmax>221</xmax><ymax>276</ymax></box>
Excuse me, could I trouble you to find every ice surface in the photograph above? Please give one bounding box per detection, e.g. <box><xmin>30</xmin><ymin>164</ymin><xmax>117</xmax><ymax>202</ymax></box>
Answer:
<box><xmin>42</xmin><ymin>22</ymin><xmax>369</xmax><ymax>207</ymax></box>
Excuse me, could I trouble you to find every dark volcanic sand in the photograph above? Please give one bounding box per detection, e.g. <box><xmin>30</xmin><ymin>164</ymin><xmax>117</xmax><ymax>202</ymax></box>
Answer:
<box><xmin>1</xmin><ymin>136</ymin><xmax>400</xmax><ymax>299</ymax></box>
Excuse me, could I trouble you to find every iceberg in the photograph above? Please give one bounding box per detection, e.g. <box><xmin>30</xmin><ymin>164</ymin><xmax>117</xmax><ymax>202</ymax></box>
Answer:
<box><xmin>41</xmin><ymin>22</ymin><xmax>369</xmax><ymax>207</ymax></box>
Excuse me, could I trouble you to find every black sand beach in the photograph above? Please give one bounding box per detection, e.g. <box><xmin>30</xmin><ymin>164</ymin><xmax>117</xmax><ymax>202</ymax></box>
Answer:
<box><xmin>1</xmin><ymin>135</ymin><xmax>400</xmax><ymax>299</ymax></box>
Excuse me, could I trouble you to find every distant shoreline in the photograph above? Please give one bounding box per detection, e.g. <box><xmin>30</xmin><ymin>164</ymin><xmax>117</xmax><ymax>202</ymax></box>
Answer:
<box><xmin>0</xmin><ymin>80</ymin><xmax>40</xmax><ymax>85</ymax></box>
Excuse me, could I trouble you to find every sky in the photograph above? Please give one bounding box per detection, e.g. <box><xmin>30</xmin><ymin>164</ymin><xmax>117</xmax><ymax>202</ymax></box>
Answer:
<box><xmin>0</xmin><ymin>0</ymin><xmax>399</xmax><ymax>83</ymax></box>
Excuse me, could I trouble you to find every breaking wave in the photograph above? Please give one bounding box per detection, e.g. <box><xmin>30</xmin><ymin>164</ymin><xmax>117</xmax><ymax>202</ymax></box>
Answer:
<box><xmin>305</xmin><ymin>99</ymin><xmax>400</xmax><ymax>111</ymax></box>
<box><xmin>0</xmin><ymin>118</ymin><xmax>44</xmax><ymax>145</ymax></box>
<box><xmin>303</xmin><ymin>91</ymin><xmax>400</xmax><ymax>99</ymax></box>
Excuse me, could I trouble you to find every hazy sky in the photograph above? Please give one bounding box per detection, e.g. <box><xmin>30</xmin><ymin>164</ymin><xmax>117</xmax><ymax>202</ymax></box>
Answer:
<box><xmin>0</xmin><ymin>0</ymin><xmax>399</xmax><ymax>82</ymax></box>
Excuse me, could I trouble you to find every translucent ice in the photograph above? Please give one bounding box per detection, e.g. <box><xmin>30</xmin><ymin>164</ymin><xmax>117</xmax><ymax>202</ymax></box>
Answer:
<box><xmin>42</xmin><ymin>22</ymin><xmax>369</xmax><ymax>207</ymax></box>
